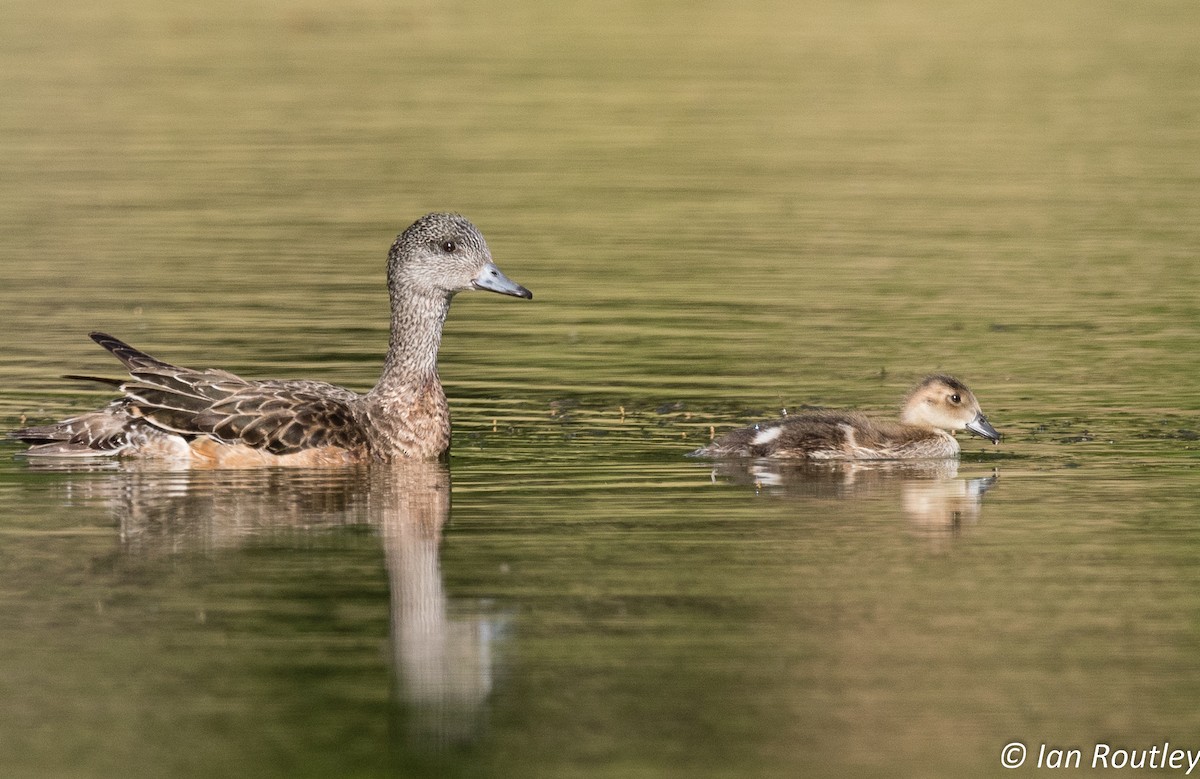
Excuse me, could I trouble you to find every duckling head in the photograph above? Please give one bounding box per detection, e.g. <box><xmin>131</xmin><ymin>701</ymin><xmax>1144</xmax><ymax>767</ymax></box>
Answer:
<box><xmin>388</xmin><ymin>212</ymin><xmax>533</xmax><ymax>301</ymax></box>
<box><xmin>899</xmin><ymin>375</ymin><xmax>1001</xmax><ymax>443</ymax></box>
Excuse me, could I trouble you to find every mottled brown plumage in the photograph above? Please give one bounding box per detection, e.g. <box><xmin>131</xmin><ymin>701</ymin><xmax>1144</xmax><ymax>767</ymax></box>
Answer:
<box><xmin>12</xmin><ymin>212</ymin><xmax>531</xmax><ymax>466</ymax></box>
<box><xmin>691</xmin><ymin>375</ymin><xmax>1001</xmax><ymax>460</ymax></box>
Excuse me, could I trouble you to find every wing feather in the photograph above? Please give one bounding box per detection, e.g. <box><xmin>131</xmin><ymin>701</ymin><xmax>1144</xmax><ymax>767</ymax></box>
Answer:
<box><xmin>87</xmin><ymin>332</ymin><xmax>366</xmax><ymax>454</ymax></box>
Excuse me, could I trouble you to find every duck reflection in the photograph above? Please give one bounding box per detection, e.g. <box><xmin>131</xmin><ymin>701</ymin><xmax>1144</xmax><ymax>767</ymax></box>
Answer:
<box><xmin>374</xmin><ymin>463</ymin><xmax>499</xmax><ymax>748</ymax></box>
<box><xmin>704</xmin><ymin>459</ymin><xmax>998</xmax><ymax>536</ymax></box>
<box><xmin>33</xmin><ymin>460</ymin><xmax>499</xmax><ymax>748</ymax></box>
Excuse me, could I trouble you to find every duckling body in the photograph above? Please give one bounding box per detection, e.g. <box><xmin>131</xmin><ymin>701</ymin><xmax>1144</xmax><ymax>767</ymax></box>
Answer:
<box><xmin>12</xmin><ymin>212</ymin><xmax>532</xmax><ymax>465</ymax></box>
<box><xmin>691</xmin><ymin>375</ymin><xmax>1000</xmax><ymax>460</ymax></box>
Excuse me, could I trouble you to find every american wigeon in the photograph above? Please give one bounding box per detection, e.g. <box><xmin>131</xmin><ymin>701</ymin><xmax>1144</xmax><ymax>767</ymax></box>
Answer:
<box><xmin>12</xmin><ymin>212</ymin><xmax>531</xmax><ymax>466</ymax></box>
<box><xmin>690</xmin><ymin>375</ymin><xmax>1000</xmax><ymax>460</ymax></box>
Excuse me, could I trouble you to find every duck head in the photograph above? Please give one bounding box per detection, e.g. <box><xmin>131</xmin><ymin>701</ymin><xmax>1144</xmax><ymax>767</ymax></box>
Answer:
<box><xmin>899</xmin><ymin>375</ymin><xmax>1001</xmax><ymax>443</ymax></box>
<box><xmin>388</xmin><ymin>212</ymin><xmax>533</xmax><ymax>301</ymax></box>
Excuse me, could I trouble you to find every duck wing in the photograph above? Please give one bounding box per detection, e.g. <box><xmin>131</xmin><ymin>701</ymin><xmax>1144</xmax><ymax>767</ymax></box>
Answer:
<box><xmin>90</xmin><ymin>332</ymin><xmax>367</xmax><ymax>455</ymax></box>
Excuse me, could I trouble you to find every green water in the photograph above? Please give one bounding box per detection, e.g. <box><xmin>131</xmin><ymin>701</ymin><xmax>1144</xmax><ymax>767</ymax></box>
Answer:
<box><xmin>2</xmin><ymin>0</ymin><xmax>1199</xmax><ymax>776</ymax></box>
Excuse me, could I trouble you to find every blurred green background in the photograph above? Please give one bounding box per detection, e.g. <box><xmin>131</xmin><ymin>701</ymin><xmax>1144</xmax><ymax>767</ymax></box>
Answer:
<box><xmin>1</xmin><ymin>0</ymin><xmax>1198</xmax><ymax>776</ymax></box>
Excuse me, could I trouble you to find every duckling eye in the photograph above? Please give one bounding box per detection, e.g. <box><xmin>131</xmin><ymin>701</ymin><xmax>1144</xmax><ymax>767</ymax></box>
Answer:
<box><xmin>949</xmin><ymin>393</ymin><xmax>961</xmax><ymax>404</ymax></box>
<box><xmin>440</xmin><ymin>240</ymin><xmax>457</xmax><ymax>253</ymax></box>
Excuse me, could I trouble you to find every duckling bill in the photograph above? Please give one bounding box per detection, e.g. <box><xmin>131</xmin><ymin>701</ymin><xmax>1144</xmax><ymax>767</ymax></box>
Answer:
<box><xmin>11</xmin><ymin>212</ymin><xmax>531</xmax><ymax>466</ymax></box>
<box><xmin>691</xmin><ymin>375</ymin><xmax>1000</xmax><ymax>460</ymax></box>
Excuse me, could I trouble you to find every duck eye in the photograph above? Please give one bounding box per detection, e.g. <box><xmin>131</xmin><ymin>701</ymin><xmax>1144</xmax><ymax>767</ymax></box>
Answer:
<box><xmin>440</xmin><ymin>240</ymin><xmax>457</xmax><ymax>253</ymax></box>
<box><xmin>949</xmin><ymin>393</ymin><xmax>961</xmax><ymax>404</ymax></box>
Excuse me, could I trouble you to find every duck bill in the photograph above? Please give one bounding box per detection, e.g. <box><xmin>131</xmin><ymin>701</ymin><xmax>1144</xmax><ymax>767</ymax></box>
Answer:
<box><xmin>965</xmin><ymin>412</ymin><xmax>1001</xmax><ymax>443</ymax></box>
<box><xmin>472</xmin><ymin>261</ymin><xmax>532</xmax><ymax>299</ymax></box>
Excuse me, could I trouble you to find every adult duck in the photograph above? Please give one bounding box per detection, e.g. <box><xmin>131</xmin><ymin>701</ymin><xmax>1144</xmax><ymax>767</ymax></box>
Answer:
<box><xmin>12</xmin><ymin>212</ymin><xmax>532</xmax><ymax>465</ymax></box>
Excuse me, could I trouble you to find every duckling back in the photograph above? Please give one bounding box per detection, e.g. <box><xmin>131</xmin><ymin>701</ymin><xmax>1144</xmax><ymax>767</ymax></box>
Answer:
<box><xmin>691</xmin><ymin>411</ymin><xmax>961</xmax><ymax>460</ymax></box>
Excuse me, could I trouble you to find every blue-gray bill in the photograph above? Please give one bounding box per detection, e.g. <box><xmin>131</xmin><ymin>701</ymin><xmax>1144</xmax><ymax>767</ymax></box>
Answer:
<box><xmin>473</xmin><ymin>262</ymin><xmax>533</xmax><ymax>299</ymax></box>
<box><xmin>966</xmin><ymin>412</ymin><xmax>1001</xmax><ymax>443</ymax></box>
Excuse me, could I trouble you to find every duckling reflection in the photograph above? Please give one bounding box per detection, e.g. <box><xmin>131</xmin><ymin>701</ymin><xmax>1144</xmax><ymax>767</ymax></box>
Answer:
<box><xmin>38</xmin><ymin>461</ymin><xmax>500</xmax><ymax>747</ymax></box>
<box><xmin>705</xmin><ymin>459</ymin><xmax>998</xmax><ymax>535</ymax></box>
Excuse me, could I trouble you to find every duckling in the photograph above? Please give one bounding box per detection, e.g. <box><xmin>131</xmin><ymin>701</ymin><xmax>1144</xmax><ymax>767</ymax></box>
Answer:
<box><xmin>11</xmin><ymin>212</ymin><xmax>532</xmax><ymax>466</ymax></box>
<box><xmin>690</xmin><ymin>375</ymin><xmax>1000</xmax><ymax>460</ymax></box>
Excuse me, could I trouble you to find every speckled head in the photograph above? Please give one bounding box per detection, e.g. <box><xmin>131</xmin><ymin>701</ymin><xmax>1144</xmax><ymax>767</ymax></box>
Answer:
<box><xmin>388</xmin><ymin>212</ymin><xmax>532</xmax><ymax>301</ymax></box>
<box><xmin>900</xmin><ymin>375</ymin><xmax>1001</xmax><ymax>442</ymax></box>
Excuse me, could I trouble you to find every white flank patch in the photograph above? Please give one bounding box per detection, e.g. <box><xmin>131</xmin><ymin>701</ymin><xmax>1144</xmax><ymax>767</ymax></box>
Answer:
<box><xmin>752</xmin><ymin>425</ymin><xmax>783</xmax><ymax>445</ymax></box>
<box><xmin>838</xmin><ymin>423</ymin><xmax>862</xmax><ymax>456</ymax></box>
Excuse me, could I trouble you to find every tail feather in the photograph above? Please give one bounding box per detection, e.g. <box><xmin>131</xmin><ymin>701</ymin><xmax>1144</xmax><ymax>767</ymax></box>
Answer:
<box><xmin>90</xmin><ymin>333</ymin><xmax>249</xmax><ymax>436</ymax></box>
<box><xmin>62</xmin><ymin>374</ymin><xmax>125</xmax><ymax>388</ymax></box>
<box><xmin>10</xmin><ymin>404</ymin><xmax>139</xmax><ymax>453</ymax></box>
<box><xmin>10</xmin><ymin>422</ymin><xmax>66</xmax><ymax>443</ymax></box>
<box><xmin>19</xmin><ymin>442</ymin><xmax>123</xmax><ymax>458</ymax></box>
<box><xmin>89</xmin><ymin>331</ymin><xmax>180</xmax><ymax>373</ymax></box>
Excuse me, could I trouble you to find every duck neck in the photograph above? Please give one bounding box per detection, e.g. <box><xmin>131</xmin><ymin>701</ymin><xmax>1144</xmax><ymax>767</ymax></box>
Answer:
<box><xmin>370</xmin><ymin>284</ymin><xmax>451</xmax><ymax>400</ymax></box>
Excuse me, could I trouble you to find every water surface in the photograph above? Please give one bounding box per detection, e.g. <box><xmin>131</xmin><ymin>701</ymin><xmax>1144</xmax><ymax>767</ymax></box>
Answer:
<box><xmin>1</xmin><ymin>0</ymin><xmax>1198</xmax><ymax>776</ymax></box>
